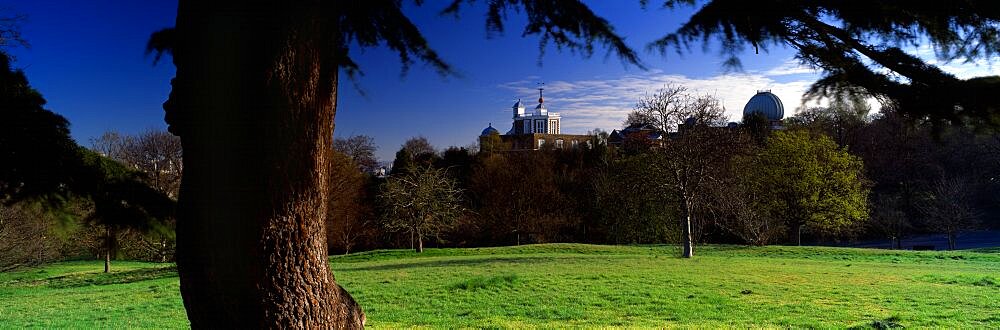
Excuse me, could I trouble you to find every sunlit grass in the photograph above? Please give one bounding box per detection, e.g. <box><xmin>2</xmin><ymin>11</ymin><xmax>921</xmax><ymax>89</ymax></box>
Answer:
<box><xmin>1</xmin><ymin>244</ymin><xmax>998</xmax><ymax>328</ymax></box>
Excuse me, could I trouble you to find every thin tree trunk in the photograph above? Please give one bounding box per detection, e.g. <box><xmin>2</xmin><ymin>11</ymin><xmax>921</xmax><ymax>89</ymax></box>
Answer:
<box><xmin>104</xmin><ymin>227</ymin><xmax>114</xmax><ymax>273</ymax></box>
<box><xmin>682</xmin><ymin>201</ymin><xmax>693</xmax><ymax>258</ymax></box>
<box><xmin>168</xmin><ymin>2</ymin><xmax>363</xmax><ymax>327</ymax></box>
<box><xmin>417</xmin><ymin>236</ymin><xmax>424</xmax><ymax>253</ymax></box>
<box><xmin>795</xmin><ymin>223</ymin><xmax>803</xmax><ymax>246</ymax></box>
<box><xmin>948</xmin><ymin>232</ymin><xmax>956</xmax><ymax>250</ymax></box>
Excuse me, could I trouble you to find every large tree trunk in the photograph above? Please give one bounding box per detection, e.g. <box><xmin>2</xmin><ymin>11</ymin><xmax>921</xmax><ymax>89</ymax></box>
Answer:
<box><xmin>167</xmin><ymin>2</ymin><xmax>364</xmax><ymax>328</ymax></box>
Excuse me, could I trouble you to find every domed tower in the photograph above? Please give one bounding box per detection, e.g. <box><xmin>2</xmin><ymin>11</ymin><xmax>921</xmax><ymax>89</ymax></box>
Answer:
<box><xmin>481</xmin><ymin>123</ymin><xmax>499</xmax><ymax>136</ymax></box>
<box><xmin>742</xmin><ymin>90</ymin><xmax>784</xmax><ymax>128</ymax></box>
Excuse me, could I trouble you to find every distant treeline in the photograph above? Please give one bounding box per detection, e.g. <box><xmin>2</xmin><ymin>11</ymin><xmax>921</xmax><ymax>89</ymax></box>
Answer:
<box><xmin>329</xmin><ymin>95</ymin><xmax>1000</xmax><ymax>254</ymax></box>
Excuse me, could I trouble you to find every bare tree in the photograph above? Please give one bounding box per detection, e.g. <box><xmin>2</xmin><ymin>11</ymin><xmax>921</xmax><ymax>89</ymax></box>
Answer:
<box><xmin>710</xmin><ymin>175</ymin><xmax>784</xmax><ymax>246</ymax></box>
<box><xmin>402</xmin><ymin>136</ymin><xmax>435</xmax><ymax>158</ymax></box>
<box><xmin>0</xmin><ymin>204</ymin><xmax>62</xmax><ymax>270</ymax></box>
<box><xmin>334</xmin><ymin>135</ymin><xmax>379</xmax><ymax>174</ymax></box>
<box><xmin>91</xmin><ymin>129</ymin><xmax>183</xmax><ymax>198</ymax></box>
<box><xmin>869</xmin><ymin>193</ymin><xmax>911</xmax><ymax>249</ymax></box>
<box><xmin>123</xmin><ymin>130</ymin><xmax>183</xmax><ymax>198</ymax></box>
<box><xmin>326</xmin><ymin>151</ymin><xmax>375</xmax><ymax>255</ymax></box>
<box><xmin>648</xmin><ymin>92</ymin><xmax>740</xmax><ymax>257</ymax></box>
<box><xmin>380</xmin><ymin>165</ymin><xmax>463</xmax><ymax>252</ymax></box>
<box><xmin>628</xmin><ymin>85</ymin><xmax>729</xmax><ymax>132</ymax></box>
<box><xmin>90</xmin><ymin>130</ymin><xmax>181</xmax><ymax>262</ymax></box>
<box><xmin>0</xmin><ymin>14</ymin><xmax>27</xmax><ymax>49</ymax></box>
<box><xmin>917</xmin><ymin>176</ymin><xmax>981</xmax><ymax>250</ymax></box>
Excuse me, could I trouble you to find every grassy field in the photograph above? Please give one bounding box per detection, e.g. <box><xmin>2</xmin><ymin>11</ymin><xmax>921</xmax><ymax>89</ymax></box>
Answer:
<box><xmin>1</xmin><ymin>244</ymin><xmax>998</xmax><ymax>328</ymax></box>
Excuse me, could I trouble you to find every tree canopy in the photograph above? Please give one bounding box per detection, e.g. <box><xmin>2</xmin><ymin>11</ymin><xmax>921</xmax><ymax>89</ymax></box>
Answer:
<box><xmin>741</xmin><ymin>129</ymin><xmax>869</xmax><ymax>244</ymax></box>
<box><xmin>148</xmin><ymin>1</ymin><xmax>644</xmax><ymax>81</ymax></box>
<box><xmin>0</xmin><ymin>52</ymin><xmax>80</xmax><ymax>205</ymax></box>
<box><xmin>652</xmin><ymin>0</ymin><xmax>1000</xmax><ymax>127</ymax></box>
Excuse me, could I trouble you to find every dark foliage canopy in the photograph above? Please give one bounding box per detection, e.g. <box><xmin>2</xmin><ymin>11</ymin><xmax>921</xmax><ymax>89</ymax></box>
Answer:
<box><xmin>0</xmin><ymin>51</ymin><xmax>173</xmax><ymax>233</ymax></box>
<box><xmin>651</xmin><ymin>0</ymin><xmax>1000</xmax><ymax>127</ymax></box>
<box><xmin>148</xmin><ymin>0</ymin><xmax>643</xmax><ymax>77</ymax></box>
<box><xmin>0</xmin><ymin>52</ymin><xmax>80</xmax><ymax>204</ymax></box>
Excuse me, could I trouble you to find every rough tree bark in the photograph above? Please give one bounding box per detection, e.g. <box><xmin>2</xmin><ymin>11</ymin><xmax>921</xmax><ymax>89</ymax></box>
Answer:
<box><xmin>167</xmin><ymin>2</ymin><xmax>364</xmax><ymax>328</ymax></box>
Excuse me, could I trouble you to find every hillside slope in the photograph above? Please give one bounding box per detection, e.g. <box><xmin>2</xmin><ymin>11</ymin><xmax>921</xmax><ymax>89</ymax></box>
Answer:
<box><xmin>1</xmin><ymin>244</ymin><xmax>997</xmax><ymax>328</ymax></box>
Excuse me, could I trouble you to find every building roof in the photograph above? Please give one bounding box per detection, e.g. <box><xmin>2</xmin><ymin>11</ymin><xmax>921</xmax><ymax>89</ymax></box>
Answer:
<box><xmin>481</xmin><ymin>123</ymin><xmax>499</xmax><ymax>136</ymax></box>
<box><xmin>743</xmin><ymin>90</ymin><xmax>784</xmax><ymax>121</ymax></box>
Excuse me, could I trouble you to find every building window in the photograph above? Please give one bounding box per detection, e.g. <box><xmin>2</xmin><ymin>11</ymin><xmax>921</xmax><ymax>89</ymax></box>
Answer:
<box><xmin>555</xmin><ymin>139</ymin><xmax>564</xmax><ymax>149</ymax></box>
<box><xmin>549</xmin><ymin>120</ymin><xmax>559</xmax><ymax>134</ymax></box>
<box><xmin>538</xmin><ymin>139</ymin><xmax>546</xmax><ymax>149</ymax></box>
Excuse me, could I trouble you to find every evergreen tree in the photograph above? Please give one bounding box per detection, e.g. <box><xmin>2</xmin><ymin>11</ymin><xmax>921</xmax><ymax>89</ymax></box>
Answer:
<box><xmin>653</xmin><ymin>1</ymin><xmax>1000</xmax><ymax>127</ymax></box>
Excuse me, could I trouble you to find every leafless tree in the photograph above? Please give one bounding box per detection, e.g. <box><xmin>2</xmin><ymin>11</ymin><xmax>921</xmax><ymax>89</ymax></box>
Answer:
<box><xmin>869</xmin><ymin>193</ymin><xmax>911</xmax><ymax>249</ymax></box>
<box><xmin>380</xmin><ymin>165</ymin><xmax>463</xmax><ymax>252</ymax></box>
<box><xmin>334</xmin><ymin>135</ymin><xmax>379</xmax><ymax>174</ymax></box>
<box><xmin>402</xmin><ymin>136</ymin><xmax>436</xmax><ymax>158</ymax></box>
<box><xmin>917</xmin><ymin>176</ymin><xmax>981</xmax><ymax>250</ymax></box>
<box><xmin>710</xmin><ymin>177</ymin><xmax>784</xmax><ymax>246</ymax></box>
<box><xmin>90</xmin><ymin>129</ymin><xmax>181</xmax><ymax>261</ymax></box>
<box><xmin>651</xmin><ymin>97</ymin><xmax>743</xmax><ymax>257</ymax></box>
<box><xmin>0</xmin><ymin>204</ymin><xmax>59</xmax><ymax>270</ymax></box>
<box><xmin>0</xmin><ymin>13</ymin><xmax>26</xmax><ymax>49</ymax></box>
<box><xmin>628</xmin><ymin>85</ymin><xmax>729</xmax><ymax>132</ymax></box>
<box><xmin>91</xmin><ymin>130</ymin><xmax>182</xmax><ymax>198</ymax></box>
<box><xmin>326</xmin><ymin>151</ymin><xmax>376</xmax><ymax>254</ymax></box>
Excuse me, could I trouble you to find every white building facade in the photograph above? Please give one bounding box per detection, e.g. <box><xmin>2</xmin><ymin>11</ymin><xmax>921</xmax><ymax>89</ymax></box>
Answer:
<box><xmin>507</xmin><ymin>91</ymin><xmax>561</xmax><ymax>135</ymax></box>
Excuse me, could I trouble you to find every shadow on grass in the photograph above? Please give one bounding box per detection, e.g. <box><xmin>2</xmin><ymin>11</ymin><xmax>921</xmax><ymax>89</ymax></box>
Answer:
<box><xmin>449</xmin><ymin>274</ymin><xmax>518</xmax><ymax>291</ymax></box>
<box><xmin>847</xmin><ymin>316</ymin><xmax>904</xmax><ymax>329</ymax></box>
<box><xmin>23</xmin><ymin>266</ymin><xmax>178</xmax><ymax>289</ymax></box>
<box><xmin>335</xmin><ymin>255</ymin><xmax>559</xmax><ymax>272</ymax></box>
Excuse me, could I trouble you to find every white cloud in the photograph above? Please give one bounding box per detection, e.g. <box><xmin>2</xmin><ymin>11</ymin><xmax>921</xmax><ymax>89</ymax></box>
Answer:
<box><xmin>499</xmin><ymin>67</ymin><xmax>822</xmax><ymax>133</ymax></box>
<box><xmin>763</xmin><ymin>58</ymin><xmax>818</xmax><ymax>76</ymax></box>
<box><xmin>912</xmin><ymin>44</ymin><xmax>998</xmax><ymax>80</ymax></box>
<box><xmin>496</xmin><ymin>44</ymin><xmax>998</xmax><ymax>134</ymax></box>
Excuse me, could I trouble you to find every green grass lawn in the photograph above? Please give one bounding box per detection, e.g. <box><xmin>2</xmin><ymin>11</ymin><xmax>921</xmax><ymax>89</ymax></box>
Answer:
<box><xmin>1</xmin><ymin>244</ymin><xmax>998</xmax><ymax>328</ymax></box>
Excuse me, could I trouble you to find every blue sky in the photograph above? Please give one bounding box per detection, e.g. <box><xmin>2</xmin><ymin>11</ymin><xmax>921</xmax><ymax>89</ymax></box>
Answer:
<box><xmin>7</xmin><ymin>1</ymin><xmax>993</xmax><ymax>161</ymax></box>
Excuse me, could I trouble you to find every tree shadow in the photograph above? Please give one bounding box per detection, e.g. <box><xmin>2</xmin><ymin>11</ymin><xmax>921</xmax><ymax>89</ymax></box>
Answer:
<box><xmin>334</xmin><ymin>255</ymin><xmax>559</xmax><ymax>272</ymax></box>
<box><xmin>24</xmin><ymin>266</ymin><xmax>178</xmax><ymax>289</ymax></box>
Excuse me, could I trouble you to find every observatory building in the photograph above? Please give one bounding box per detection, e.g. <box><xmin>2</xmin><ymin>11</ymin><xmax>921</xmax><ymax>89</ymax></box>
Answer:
<box><xmin>742</xmin><ymin>90</ymin><xmax>785</xmax><ymax>128</ymax></box>
<box><xmin>480</xmin><ymin>87</ymin><xmax>594</xmax><ymax>151</ymax></box>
